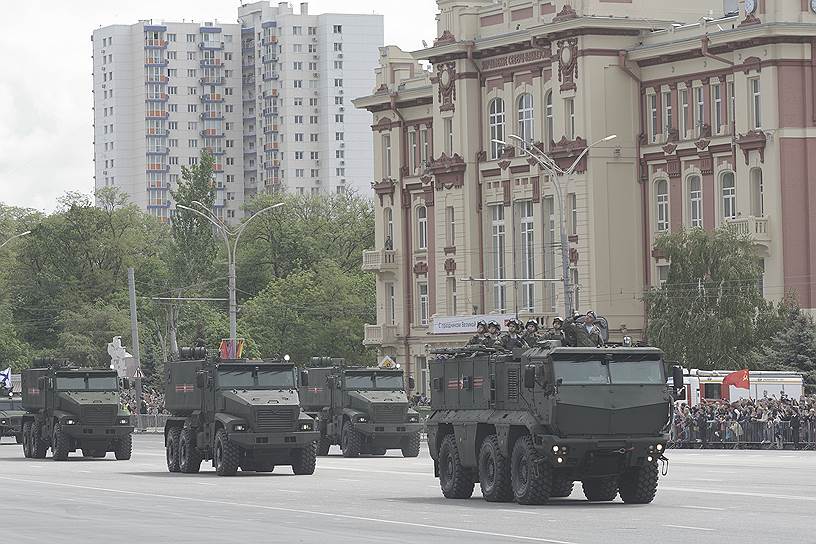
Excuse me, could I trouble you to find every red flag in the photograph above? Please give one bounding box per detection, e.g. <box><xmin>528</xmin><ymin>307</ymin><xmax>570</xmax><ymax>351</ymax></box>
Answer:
<box><xmin>720</xmin><ymin>369</ymin><xmax>750</xmax><ymax>400</ymax></box>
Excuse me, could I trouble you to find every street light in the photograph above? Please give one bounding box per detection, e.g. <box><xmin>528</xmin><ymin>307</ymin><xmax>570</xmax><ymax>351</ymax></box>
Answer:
<box><xmin>175</xmin><ymin>201</ymin><xmax>284</xmax><ymax>358</ymax></box>
<box><xmin>493</xmin><ymin>134</ymin><xmax>616</xmax><ymax>318</ymax></box>
<box><xmin>0</xmin><ymin>230</ymin><xmax>32</xmax><ymax>250</ymax></box>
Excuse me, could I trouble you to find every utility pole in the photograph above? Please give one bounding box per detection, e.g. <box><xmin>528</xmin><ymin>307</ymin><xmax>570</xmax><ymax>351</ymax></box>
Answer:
<box><xmin>127</xmin><ymin>268</ymin><xmax>143</xmax><ymax>415</ymax></box>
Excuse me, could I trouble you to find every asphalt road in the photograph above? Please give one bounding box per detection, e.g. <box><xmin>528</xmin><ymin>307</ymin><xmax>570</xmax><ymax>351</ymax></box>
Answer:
<box><xmin>1</xmin><ymin>434</ymin><xmax>814</xmax><ymax>544</ymax></box>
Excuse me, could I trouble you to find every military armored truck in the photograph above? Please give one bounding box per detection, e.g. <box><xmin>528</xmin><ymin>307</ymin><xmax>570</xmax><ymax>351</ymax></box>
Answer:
<box><xmin>0</xmin><ymin>395</ymin><xmax>24</xmax><ymax>444</ymax></box>
<box><xmin>427</xmin><ymin>343</ymin><xmax>683</xmax><ymax>505</ymax></box>
<box><xmin>164</xmin><ymin>348</ymin><xmax>320</xmax><ymax>476</ymax></box>
<box><xmin>299</xmin><ymin>360</ymin><xmax>423</xmax><ymax>458</ymax></box>
<box><xmin>20</xmin><ymin>364</ymin><xmax>133</xmax><ymax>460</ymax></box>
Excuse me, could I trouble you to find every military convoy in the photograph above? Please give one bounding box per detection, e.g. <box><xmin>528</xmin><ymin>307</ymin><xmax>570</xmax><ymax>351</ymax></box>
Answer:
<box><xmin>299</xmin><ymin>359</ymin><xmax>423</xmax><ymax>458</ymax></box>
<box><xmin>426</xmin><ymin>342</ymin><xmax>682</xmax><ymax>504</ymax></box>
<box><xmin>163</xmin><ymin>348</ymin><xmax>320</xmax><ymax>476</ymax></box>
<box><xmin>0</xmin><ymin>394</ymin><xmax>24</xmax><ymax>444</ymax></box>
<box><xmin>20</xmin><ymin>364</ymin><xmax>134</xmax><ymax>460</ymax></box>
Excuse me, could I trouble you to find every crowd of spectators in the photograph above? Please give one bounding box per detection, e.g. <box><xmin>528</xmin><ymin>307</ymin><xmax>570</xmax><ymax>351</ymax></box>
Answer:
<box><xmin>409</xmin><ymin>394</ymin><xmax>431</xmax><ymax>407</ymax></box>
<box><xmin>671</xmin><ymin>394</ymin><xmax>816</xmax><ymax>449</ymax></box>
<box><xmin>120</xmin><ymin>387</ymin><xmax>167</xmax><ymax>416</ymax></box>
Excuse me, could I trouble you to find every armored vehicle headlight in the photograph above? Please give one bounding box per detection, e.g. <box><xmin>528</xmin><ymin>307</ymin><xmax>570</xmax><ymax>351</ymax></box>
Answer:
<box><xmin>299</xmin><ymin>422</ymin><xmax>313</xmax><ymax>431</ymax></box>
<box><xmin>0</xmin><ymin>419</ymin><xmax>6</xmax><ymax>425</ymax></box>
<box><xmin>556</xmin><ymin>457</ymin><xmax>564</xmax><ymax>464</ymax></box>
<box><xmin>65</xmin><ymin>419</ymin><xmax>76</xmax><ymax>425</ymax></box>
<box><xmin>647</xmin><ymin>456</ymin><xmax>654</xmax><ymax>462</ymax></box>
<box><xmin>407</xmin><ymin>415</ymin><xmax>419</xmax><ymax>423</ymax></box>
<box><xmin>233</xmin><ymin>424</ymin><xmax>247</xmax><ymax>432</ymax></box>
<box><xmin>552</xmin><ymin>445</ymin><xmax>560</xmax><ymax>453</ymax></box>
<box><xmin>655</xmin><ymin>444</ymin><xmax>664</xmax><ymax>452</ymax></box>
<box><xmin>355</xmin><ymin>416</ymin><xmax>368</xmax><ymax>423</ymax></box>
<box><xmin>118</xmin><ymin>417</ymin><xmax>130</xmax><ymax>425</ymax></box>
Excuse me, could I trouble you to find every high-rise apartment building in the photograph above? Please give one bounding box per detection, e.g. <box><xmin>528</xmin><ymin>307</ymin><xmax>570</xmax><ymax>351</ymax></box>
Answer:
<box><xmin>92</xmin><ymin>1</ymin><xmax>383</xmax><ymax>223</ymax></box>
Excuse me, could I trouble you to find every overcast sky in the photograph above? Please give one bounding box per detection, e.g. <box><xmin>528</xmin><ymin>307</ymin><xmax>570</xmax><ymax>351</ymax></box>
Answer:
<box><xmin>0</xmin><ymin>0</ymin><xmax>437</xmax><ymax>211</ymax></box>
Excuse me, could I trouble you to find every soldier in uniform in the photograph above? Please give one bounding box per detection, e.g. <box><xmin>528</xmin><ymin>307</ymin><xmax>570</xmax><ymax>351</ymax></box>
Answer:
<box><xmin>564</xmin><ymin>311</ymin><xmax>604</xmax><ymax>347</ymax></box>
<box><xmin>542</xmin><ymin>317</ymin><xmax>565</xmax><ymax>342</ymax></box>
<box><xmin>486</xmin><ymin>321</ymin><xmax>501</xmax><ymax>347</ymax></box>
<box><xmin>522</xmin><ymin>320</ymin><xmax>541</xmax><ymax>346</ymax></box>
<box><xmin>497</xmin><ymin>320</ymin><xmax>529</xmax><ymax>351</ymax></box>
<box><xmin>467</xmin><ymin>321</ymin><xmax>490</xmax><ymax>346</ymax></box>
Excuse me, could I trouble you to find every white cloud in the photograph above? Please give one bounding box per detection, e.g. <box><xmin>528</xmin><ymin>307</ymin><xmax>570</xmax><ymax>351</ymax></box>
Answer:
<box><xmin>0</xmin><ymin>0</ymin><xmax>437</xmax><ymax>212</ymax></box>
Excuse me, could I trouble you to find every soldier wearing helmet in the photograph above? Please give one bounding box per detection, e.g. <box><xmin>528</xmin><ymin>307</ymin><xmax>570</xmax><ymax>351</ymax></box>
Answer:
<box><xmin>522</xmin><ymin>320</ymin><xmax>541</xmax><ymax>346</ymax></box>
<box><xmin>542</xmin><ymin>317</ymin><xmax>566</xmax><ymax>343</ymax></box>
<box><xmin>467</xmin><ymin>320</ymin><xmax>490</xmax><ymax>347</ymax></box>
<box><xmin>485</xmin><ymin>321</ymin><xmax>501</xmax><ymax>347</ymax></box>
<box><xmin>498</xmin><ymin>320</ymin><xmax>529</xmax><ymax>351</ymax></box>
<box><xmin>564</xmin><ymin>310</ymin><xmax>604</xmax><ymax>347</ymax></box>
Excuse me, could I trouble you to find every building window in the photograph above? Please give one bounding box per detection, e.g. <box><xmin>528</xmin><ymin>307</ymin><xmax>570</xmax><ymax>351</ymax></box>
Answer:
<box><xmin>543</xmin><ymin>196</ymin><xmax>556</xmax><ymax>312</ymax></box>
<box><xmin>420</xmin><ymin>127</ymin><xmax>429</xmax><ymax>166</ymax></box>
<box><xmin>491</xmin><ymin>204</ymin><xmax>506</xmax><ymax>312</ymax></box>
<box><xmin>656</xmin><ymin>179</ymin><xmax>669</xmax><ymax>232</ymax></box>
<box><xmin>728</xmin><ymin>81</ymin><xmax>735</xmax><ymax>127</ymax></box>
<box><xmin>382</xmin><ymin>134</ymin><xmax>391</xmax><ymax>178</ymax></box>
<box><xmin>757</xmin><ymin>258</ymin><xmax>765</xmax><ymax>297</ymax></box>
<box><xmin>447</xmin><ymin>277</ymin><xmax>458</xmax><ymax>316</ymax></box>
<box><xmin>445</xmin><ymin>206</ymin><xmax>455</xmax><ymax>246</ymax></box>
<box><xmin>566</xmin><ymin>98</ymin><xmax>576</xmax><ymax>140</ymax></box>
<box><xmin>409</xmin><ymin>131</ymin><xmax>418</xmax><ymax>174</ymax></box>
<box><xmin>545</xmin><ymin>91</ymin><xmax>554</xmax><ymax>149</ymax></box>
<box><xmin>750</xmin><ymin>168</ymin><xmax>764</xmax><ymax>217</ymax></box>
<box><xmin>386</xmin><ymin>282</ymin><xmax>396</xmax><ymax>325</ymax></box>
<box><xmin>488</xmin><ymin>98</ymin><xmax>505</xmax><ymax>160</ymax></box>
<box><xmin>712</xmin><ymin>82</ymin><xmax>722</xmax><ymax>134</ymax></box>
<box><xmin>663</xmin><ymin>90</ymin><xmax>672</xmax><ymax>138</ymax></box>
<box><xmin>648</xmin><ymin>94</ymin><xmax>658</xmax><ymax>143</ymax></box>
<box><xmin>688</xmin><ymin>175</ymin><xmax>703</xmax><ymax>228</ymax></box>
<box><xmin>517</xmin><ymin>93</ymin><xmax>534</xmax><ymax>145</ymax></box>
<box><xmin>680</xmin><ymin>88</ymin><xmax>689</xmax><ymax>139</ymax></box>
<box><xmin>417</xmin><ymin>205</ymin><xmax>428</xmax><ymax>250</ymax></box>
<box><xmin>750</xmin><ymin>78</ymin><xmax>762</xmax><ymax>129</ymax></box>
<box><xmin>384</xmin><ymin>207</ymin><xmax>394</xmax><ymax>246</ymax></box>
<box><xmin>444</xmin><ymin>118</ymin><xmax>453</xmax><ymax>154</ymax></box>
<box><xmin>418</xmin><ymin>283</ymin><xmax>429</xmax><ymax>326</ymax></box>
<box><xmin>657</xmin><ymin>264</ymin><xmax>670</xmax><ymax>287</ymax></box>
<box><xmin>721</xmin><ymin>171</ymin><xmax>736</xmax><ymax>221</ymax></box>
<box><xmin>567</xmin><ymin>192</ymin><xmax>577</xmax><ymax>236</ymax></box>
<box><xmin>694</xmin><ymin>86</ymin><xmax>705</xmax><ymax>135</ymax></box>
<box><xmin>520</xmin><ymin>200</ymin><xmax>535</xmax><ymax>313</ymax></box>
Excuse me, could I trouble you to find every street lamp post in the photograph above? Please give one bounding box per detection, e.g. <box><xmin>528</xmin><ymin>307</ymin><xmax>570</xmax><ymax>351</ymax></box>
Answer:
<box><xmin>493</xmin><ymin>134</ymin><xmax>616</xmax><ymax>318</ymax></box>
<box><xmin>0</xmin><ymin>230</ymin><xmax>32</xmax><ymax>250</ymax></box>
<box><xmin>175</xmin><ymin>202</ymin><xmax>284</xmax><ymax>357</ymax></box>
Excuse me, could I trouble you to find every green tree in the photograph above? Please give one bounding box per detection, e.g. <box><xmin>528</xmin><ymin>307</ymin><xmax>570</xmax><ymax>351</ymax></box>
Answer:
<box><xmin>645</xmin><ymin>227</ymin><xmax>768</xmax><ymax>370</ymax></box>
<box><xmin>56</xmin><ymin>300</ymin><xmax>131</xmax><ymax>367</ymax></box>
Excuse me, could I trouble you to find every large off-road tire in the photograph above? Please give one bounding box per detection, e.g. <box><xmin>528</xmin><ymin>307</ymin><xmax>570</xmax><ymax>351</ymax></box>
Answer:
<box><xmin>510</xmin><ymin>435</ymin><xmax>551</xmax><ymax>505</ymax></box>
<box><xmin>22</xmin><ymin>422</ymin><xmax>32</xmax><ymax>458</ymax></box>
<box><xmin>401</xmin><ymin>432</ymin><xmax>421</xmax><ymax>458</ymax></box>
<box><xmin>214</xmin><ymin>429</ymin><xmax>240</xmax><ymax>476</ymax></box>
<box><xmin>618</xmin><ymin>462</ymin><xmax>659</xmax><ymax>504</ymax></box>
<box><xmin>551</xmin><ymin>474</ymin><xmax>575</xmax><ymax>498</ymax></box>
<box><xmin>31</xmin><ymin>421</ymin><xmax>47</xmax><ymax>459</ymax></box>
<box><xmin>114</xmin><ymin>433</ymin><xmax>133</xmax><ymax>461</ymax></box>
<box><xmin>166</xmin><ymin>427</ymin><xmax>182</xmax><ymax>473</ymax></box>
<box><xmin>582</xmin><ymin>476</ymin><xmax>619</xmax><ymax>502</ymax></box>
<box><xmin>438</xmin><ymin>434</ymin><xmax>475</xmax><ymax>499</ymax></box>
<box><xmin>179</xmin><ymin>427</ymin><xmax>201</xmax><ymax>473</ymax></box>
<box><xmin>82</xmin><ymin>449</ymin><xmax>106</xmax><ymax>458</ymax></box>
<box><xmin>291</xmin><ymin>441</ymin><xmax>317</xmax><ymax>475</ymax></box>
<box><xmin>51</xmin><ymin>423</ymin><xmax>70</xmax><ymax>461</ymax></box>
<box><xmin>317</xmin><ymin>435</ymin><xmax>331</xmax><ymax>456</ymax></box>
<box><xmin>478</xmin><ymin>435</ymin><xmax>513</xmax><ymax>502</ymax></box>
<box><xmin>341</xmin><ymin>421</ymin><xmax>361</xmax><ymax>458</ymax></box>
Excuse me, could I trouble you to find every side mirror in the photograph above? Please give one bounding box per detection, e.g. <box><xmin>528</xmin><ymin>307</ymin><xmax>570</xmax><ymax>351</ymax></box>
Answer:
<box><xmin>432</xmin><ymin>377</ymin><xmax>443</xmax><ymax>392</ymax></box>
<box><xmin>671</xmin><ymin>366</ymin><xmax>683</xmax><ymax>391</ymax></box>
<box><xmin>408</xmin><ymin>377</ymin><xmax>415</xmax><ymax>390</ymax></box>
<box><xmin>300</xmin><ymin>370</ymin><xmax>309</xmax><ymax>387</ymax></box>
<box><xmin>523</xmin><ymin>365</ymin><xmax>536</xmax><ymax>389</ymax></box>
<box><xmin>195</xmin><ymin>371</ymin><xmax>207</xmax><ymax>389</ymax></box>
<box><xmin>121</xmin><ymin>378</ymin><xmax>130</xmax><ymax>390</ymax></box>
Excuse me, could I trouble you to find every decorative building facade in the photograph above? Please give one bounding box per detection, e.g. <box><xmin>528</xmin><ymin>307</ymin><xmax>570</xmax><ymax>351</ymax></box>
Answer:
<box><xmin>354</xmin><ymin>0</ymin><xmax>816</xmax><ymax>397</ymax></box>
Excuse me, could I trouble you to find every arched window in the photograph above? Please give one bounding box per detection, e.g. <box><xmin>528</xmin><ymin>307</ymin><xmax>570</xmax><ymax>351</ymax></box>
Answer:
<box><xmin>517</xmin><ymin>93</ymin><xmax>534</xmax><ymax>146</ymax></box>
<box><xmin>688</xmin><ymin>175</ymin><xmax>703</xmax><ymax>228</ymax></box>
<box><xmin>417</xmin><ymin>206</ymin><xmax>428</xmax><ymax>250</ymax></box>
<box><xmin>750</xmin><ymin>168</ymin><xmax>764</xmax><ymax>217</ymax></box>
<box><xmin>656</xmin><ymin>179</ymin><xmax>669</xmax><ymax>232</ymax></box>
<box><xmin>545</xmin><ymin>91</ymin><xmax>554</xmax><ymax>149</ymax></box>
<box><xmin>488</xmin><ymin>98</ymin><xmax>505</xmax><ymax>160</ymax></box>
<box><xmin>384</xmin><ymin>207</ymin><xmax>393</xmax><ymax>247</ymax></box>
<box><xmin>721</xmin><ymin>172</ymin><xmax>736</xmax><ymax>221</ymax></box>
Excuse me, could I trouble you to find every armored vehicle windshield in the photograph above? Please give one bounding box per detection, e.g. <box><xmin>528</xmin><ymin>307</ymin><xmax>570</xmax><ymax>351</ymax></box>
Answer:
<box><xmin>552</xmin><ymin>356</ymin><xmax>665</xmax><ymax>385</ymax></box>
<box><xmin>216</xmin><ymin>366</ymin><xmax>296</xmax><ymax>389</ymax></box>
<box><xmin>344</xmin><ymin>371</ymin><xmax>404</xmax><ymax>390</ymax></box>
<box><xmin>0</xmin><ymin>398</ymin><xmax>22</xmax><ymax>411</ymax></box>
<box><xmin>54</xmin><ymin>373</ymin><xmax>118</xmax><ymax>391</ymax></box>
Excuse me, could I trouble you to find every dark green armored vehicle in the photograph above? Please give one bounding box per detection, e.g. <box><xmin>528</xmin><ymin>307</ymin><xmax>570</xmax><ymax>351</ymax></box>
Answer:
<box><xmin>20</xmin><ymin>364</ymin><xmax>133</xmax><ymax>460</ymax></box>
<box><xmin>427</xmin><ymin>342</ymin><xmax>683</xmax><ymax>505</ymax></box>
<box><xmin>0</xmin><ymin>395</ymin><xmax>24</xmax><ymax>444</ymax></box>
<box><xmin>299</xmin><ymin>360</ymin><xmax>423</xmax><ymax>458</ymax></box>
<box><xmin>164</xmin><ymin>348</ymin><xmax>320</xmax><ymax>476</ymax></box>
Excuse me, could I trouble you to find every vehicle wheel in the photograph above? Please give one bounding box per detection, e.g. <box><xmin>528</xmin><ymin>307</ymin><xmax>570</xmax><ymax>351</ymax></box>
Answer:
<box><xmin>618</xmin><ymin>462</ymin><xmax>659</xmax><ymax>504</ymax></box>
<box><xmin>15</xmin><ymin>433</ymin><xmax>23</xmax><ymax>445</ymax></box>
<box><xmin>51</xmin><ymin>423</ymin><xmax>70</xmax><ymax>461</ymax></box>
<box><xmin>369</xmin><ymin>447</ymin><xmax>387</xmax><ymax>456</ymax></box>
<box><xmin>22</xmin><ymin>422</ymin><xmax>32</xmax><ymax>458</ymax></box>
<box><xmin>317</xmin><ymin>436</ymin><xmax>331</xmax><ymax>456</ymax></box>
<box><xmin>341</xmin><ymin>421</ymin><xmax>361</xmax><ymax>458</ymax></box>
<box><xmin>438</xmin><ymin>434</ymin><xmax>475</xmax><ymax>499</ymax></box>
<box><xmin>31</xmin><ymin>421</ymin><xmax>47</xmax><ymax>459</ymax></box>
<box><xmin>550</xmin><ymin>474</ymin><xmax>575</xmax><ymax>498</ymax></box>
<box><xmin>214</xmin><ymin>429</ymin><xmax>240</xmax><ymax>476</ymax></box>
<box><xmin>478</xmin><ymin>435</ymin><xmax>513</xmax><ymax>502</ymax></box>
<box><xmin>179</xmin><ymin>427</ymin><xmax>201</xmax><ymax>473</ymax></box>
<box><xmin>114</xmin><ymin>433</ymin><xmax>133</xmax><ymax>461</ymax></box>
<box><xmin>510</xmin><ymin>435</ymin><xmax>550</xmax><ymax>505</ymax></box>
<box><xmin>582</xmin><ymin>476</ymin><xmax>619</xmax><ymax>502</ymax></box>
<box><xmin>291</xmin><ymin>441</ymin><xmax>317</xmax><ymax>475</ymax></box>
<box><xmin>166</xmin><ymin>427</ymin><xmax>182</xmax><ymax>473</ymax></box>
<box><xmin>401</xmin><ymin>432</ymin><xmax>421</xmax><ymax>458</ymax></box>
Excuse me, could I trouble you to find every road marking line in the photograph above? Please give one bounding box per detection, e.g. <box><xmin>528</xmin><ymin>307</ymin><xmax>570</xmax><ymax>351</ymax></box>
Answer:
<box><xmin>677</xmin><ymin>505</ymin><xmax>725</xmax><ymax>511</ymax></box>
<box><xmin>318</xmin><ymin>466</ymin><xmax>429</xmax><ymax>477</ymax></box>
<box><xmin>664</xmin><ymin>524</ymin><xmax>715</xmax><ymax>532</ymax></box>
<box><xmin>0</xmin><ymin>475</ymin><xmax>579</xmax><ymax>544</ymax></box>
<box><xmin>662</xmin><ymin>486</ymin><xmax>816</xmax><ymax>502</ymax></box>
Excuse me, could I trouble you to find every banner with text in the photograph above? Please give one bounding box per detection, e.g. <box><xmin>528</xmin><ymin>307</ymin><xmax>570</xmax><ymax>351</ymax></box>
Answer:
<box><xmin>431</xmin><ymin>314</ymin><xmax>518</xmax><ymax>335</ymax></box>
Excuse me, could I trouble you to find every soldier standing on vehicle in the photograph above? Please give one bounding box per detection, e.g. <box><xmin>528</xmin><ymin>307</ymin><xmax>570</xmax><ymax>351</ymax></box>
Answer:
<box><xmin>498</xmin><ymin>320</ymin><xmax>529</xmax><ymax>351</ymax></box>
<box><xmin>486</xmin><ymin>321</ymin><xmax>501</xmax><ymax>347</ymax></box>
<box><xmin>467</xmin><ymin>321</ymin><xmax>490</xmax><ymax>346</ymax></box>
<box><xmin>565</xmin><ymin>311</ymin><xmax>604</xmax><ymax>347</ymax></box>
<box><xmin>542</xmin><ymin>317</ymin><xmax>565</xmax><ymax>342</ymax></box>
<box><xmin>522</xmin><ymin>320</ymin><xmax>541</xmax><ymax>346</ymax></box>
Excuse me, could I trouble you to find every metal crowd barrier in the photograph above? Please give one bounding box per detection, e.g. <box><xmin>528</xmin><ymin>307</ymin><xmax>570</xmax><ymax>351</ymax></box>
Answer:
<box><xmin>134</xmin><ymin>414</ymin><xmax>170</xmax><ymax>432</ymax></box>
<box><xmin>668</xmin><ymin>419</ymin><xmax>816</xmax><ymax>450</ymax></box>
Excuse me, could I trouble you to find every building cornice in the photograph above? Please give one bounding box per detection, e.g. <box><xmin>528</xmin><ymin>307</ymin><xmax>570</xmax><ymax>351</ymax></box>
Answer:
<box><xmin>353</xmin><ymin>84</ymin><xmax>434</xmax><ymax>113</ymax></box>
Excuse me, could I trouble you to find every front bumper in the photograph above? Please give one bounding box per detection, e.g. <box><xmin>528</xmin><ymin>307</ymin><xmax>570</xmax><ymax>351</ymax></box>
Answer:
<box><xmin>62</xmin><ymin>424</ymin><xmax>134</xmax><ymax>439</ymax></box>
<box><xmin>534</xmin><ymin>434</ymin><xmax>667</xmax><ymax>470</ymax></box>
<box><xmin>228</xmin><ymin>429</ymin><xmax>320</xmax><ymax>450</ymax></box>
<box><xmin>353</xmin><ymin>421</ymin><xmax>424</xmax><ymax>437</ymax></box>
<box><xmin>0</xmin><ymin>417</ymin><xmax>22</xmax><ymax>435</ymax></box>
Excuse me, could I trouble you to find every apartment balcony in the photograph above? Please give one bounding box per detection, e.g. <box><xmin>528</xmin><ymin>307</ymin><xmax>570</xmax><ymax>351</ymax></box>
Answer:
<box><xmin>263</xmin><ymin>89</ymin><xmax>279</xmax><ymax>98</ymax></box>
<box><xmin>145</xmin><ymin>93</ymin><xmax>169</xmax><ymax>102</ymax></box>
<box><xmin>146</xmin><ymin>163</ymin><xmax>170</xmax><ymax>173</ymax></box>
<box><xmin>145</xmin><ymin>128</ymin><xmax>169</xmax><ymax>136</ymax></box>
<box><xmin>243</xmin><ymin>111</ymin><xmax>256</xmax><ymax>120</ymax></box>
<box><xmin>200</xmin><ymin>93</ymin><xmax>224</xmax><ymax>102</ymax></box>
<box><xmin>363</xmin><ymin>324</ymin><xmax>399</xmax><ymax>346</ymax></box>
<box><xmin>203</xmin><ymin>147</ymin><xmax>225</xmax><ymax>156</ymax></box>
<box><xmin>145</xmin><ymin>110</ymin><xmax>169</xmax><ymax>119</ymax></box>
<box><xmin>262</xmin><ymin>107</ymin><xmax>278</xmax><ymax>117</ymax></box>
<box><xmin>242</xmin><ymin>76</ymin><xmax>256</xmax><ymax>86</ymax></box>
<box><xmin>262</xmin><ymin>71</ymin><xmax>279</xmax><ymax>81</ymax></box>
<box><xmin>200</xmin><ymin>111</ymin><xmax>223</xmax><ymax>120</ymax></box>
<box><xmin>200</xmin><ymin>58</ymin><xmax>223</xmax><ymax>67</ymax></box>
<box><xmin>144</xmin><ymin>58</ymin><xmax>169</xmax><ymax>67</ymax></box>
<box><xmin>242</xmin><ymin>59</ymin><xmax>255</xmax><ymax>68</ymax></box>
<box><xmin>199</xmin><ymin>41</ymin><xmax>224</xmax><ymax>50</ymax></box>
<box><xmin>263</xmin><ymin>160</ymin><xmax>281</xmax><ymax>169</ymax></box>
<box><xmin>726</xmin><ymin>215</ymin><xmax>771</xmax><ymax>244</ymax></box>
<box><xmin>146</xmin><ymin>147</ymin><xmax>170</xmax><ymax>155</ymax></box>
<box><xmin>263</xmin><ymin>175</ymin><xmax>281</xmax><ymax>187</ymax></box>
<box><xmin>145</xmin><ymin>74</ymin><xmax>169</xmax><ymax>84</ymax></box>
<box><xmin>263</xmin><ymin>124</ymin><xmax>279</xmax><ymax>134</ymax></box>
<box><xmin>144</xmin><ymin>39</ymin><xmax>168</xmax><ymax>48</ymax></box>
<box><xmin>262</xmin><ymin>54</ymin><xmax>277</xmax><ymax>64</ymax></box>
<box><xmin>213</xmin><ymin>163</ymin><xmax>224</xmax><ymax>172</ymax></box>
<box><xmin>200</xmin><ymin>128</ymin><xmax>225</xmax><ymax>138</ymax></box>
<box><xmin>199</xmin><ymin>76</ymin><xmax>225</xmax><ymax>86</ymax></box>
<box><xmin>244</xmin><ymin>129</ymin><xmax>257</xmax><ymax>137</ymax></box>
<box><xmin>261</xmin><ymin>36</ymin><xmax>278</xmax><ymax>46</ymax></box>
<box><xmin>361</xmin><ymin>249</ymin><xmax>398</xmax><ymax>273</ymax></box>
<box><xmin>263</xmin><ymin>142</ymin><xmax>278</xmax><ymax>151</ymax></box>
